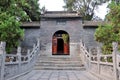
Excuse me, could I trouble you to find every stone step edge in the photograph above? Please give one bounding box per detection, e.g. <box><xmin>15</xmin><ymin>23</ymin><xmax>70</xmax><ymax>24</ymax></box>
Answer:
<box><xmin>37</xmin><ymin>60</ymin><xmax>82</xmax><ymax>62</ymax></box>
<box><xmin>34</xmin><ymin>67</ymin><xmax>86</xmax><ymax>70</ymax></box>
<box><xmin>35</xmin><ymin>64</ymin><xmax>84</xmax><ymax>67</ymax></box>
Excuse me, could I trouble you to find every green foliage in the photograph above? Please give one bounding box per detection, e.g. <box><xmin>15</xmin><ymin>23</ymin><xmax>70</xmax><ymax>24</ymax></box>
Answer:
<box><xmin>107</xmin><ymin>1</ymin><xmax>120</xmax><ymax>27</ymax></box>
<box><xmin>95</xmin><ymin>1</ymin><xmax>120</xmax><ymax>54</ymax></box>
<box><xmin>101</xmin><ymin>57</ymin><xmax>106</xmax><ymax>62</ymax></box>
<box><xmin>0</xmin><ymin>0</ymin><xmax>40</xmax><ymax>21</ymax></box>
<box><xmin>63</xmin><ymin>0</ymin><xmax>75</xmax><ymax>11</ymax></box>
<box><xmin>95</xmin><ymin>24</ymin><xmax>119</xmax><ymax>43</ymax></box>
<box><xmin>0</xmin><ymin>0</ymin><xmax>30</xmax><ymax>21</ymax></box>
<box><xmin>0</xmin><ymin>0</ymin><xmax>40</xmax><ymax>53</ymax></box>
<box><xmin>101</xmin><ymin>43</ymin><xmax>112</xmax><ymax>54</ymax></box>
<box><xmin>0</xmin><ymin>0</ymin><xmax>29</xmax><ymax>53</ymax></box>
<box><xmin>107</xmin><ymin>57</ymin><xmax>113</xmax><ymax>62</ymax></box>
<box><xmin>63</xmin><ymin>0</ymin><xmax>110</xmax><ymax>20</ymax></box>
<box><xmin>62</xmin><ymin>34</ymin><xmax>69</xmax><ymax>43</ymax></box>
<box><xmin>101</xmin><ymin>56</ymin><xmax>113</xmax><ymax>62</ymax></box>
<box><xmin>95</xmin><ymin>24</ymin><xmax>120</xmax><ymax>54</ymax></box>
<box><xmin>0</xmin><ymin>13</ymin><xmax>24</xmax><ymax>53</ymax></box>
<box><xmin>23</xmin><ymin>0</ymin><xmax>41</xmax><ymax>21</ymax></box>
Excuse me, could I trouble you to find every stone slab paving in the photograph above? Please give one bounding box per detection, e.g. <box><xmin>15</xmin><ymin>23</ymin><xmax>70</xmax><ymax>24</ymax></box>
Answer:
<box><xmin>17</xmin><ymin>70</ymin><xmax>101</xmax><ymax>80</ymax></box>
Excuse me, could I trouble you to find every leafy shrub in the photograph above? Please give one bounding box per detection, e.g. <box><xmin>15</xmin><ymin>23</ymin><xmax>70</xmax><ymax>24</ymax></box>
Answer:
<box><xmin>0</xmin><ymin>13</ymin><xmax>24</xmax><ymax>53</ymax></box>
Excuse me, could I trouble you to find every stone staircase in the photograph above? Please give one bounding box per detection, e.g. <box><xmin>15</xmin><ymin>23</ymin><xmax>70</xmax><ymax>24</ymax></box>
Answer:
<box><xmin>34</xmin><ymin>43</ymin><xmax>85</xmax><ymax>70</ymax></box>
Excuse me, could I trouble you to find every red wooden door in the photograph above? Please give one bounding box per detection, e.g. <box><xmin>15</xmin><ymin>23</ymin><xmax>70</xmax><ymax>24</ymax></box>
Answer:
<box><xmin>64</xmin><ymin>43</ymin><xmax>69</xmax><ymax>55</ymax></box>
<box><xmin>52</xmin><ymin>38</ymin><xmax>57</xmax><ymax>55</ymax></box>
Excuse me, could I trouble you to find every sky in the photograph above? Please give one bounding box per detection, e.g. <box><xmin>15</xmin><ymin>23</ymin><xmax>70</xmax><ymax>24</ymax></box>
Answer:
<box><xmin>39</xmin><ymin>0</ymin><xmax>65</xmax><ymax>11</ymax></box>
<box><xmin>39</xmin><ymin>0</ymin><xmax>109</xmax><ymax>20</ymax></box>
<box><xmin>94</xmin><ymin>3</ymin><xmax>109</xmax><ymax>20</ymax></box>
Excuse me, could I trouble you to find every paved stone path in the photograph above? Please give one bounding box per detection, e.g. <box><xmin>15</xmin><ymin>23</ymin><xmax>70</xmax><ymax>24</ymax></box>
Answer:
<box><xmin>16</xmin><ymin>43</ymin><xmax>101</xmax><ymax>80</ymax></box>
<box><xmin>17</xmin><ymin>70</ymin><xmax>100</xmax><ymax>80</ymax></box>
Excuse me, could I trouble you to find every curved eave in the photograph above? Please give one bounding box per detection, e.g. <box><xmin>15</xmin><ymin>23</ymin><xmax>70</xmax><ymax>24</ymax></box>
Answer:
<box><xmin>20</xmin><ymin>22</ymin><xmax>40</xmax><ymax>28</ymax></box>
<box><xmin>83</xmin><ymin>21</ymin><xmax>107</xmax><ymax>28</ymax></box>
<box><xmin>41</xmin><ymin>16</ymin><xmax>82</xmax><ymax>21</ymax></box>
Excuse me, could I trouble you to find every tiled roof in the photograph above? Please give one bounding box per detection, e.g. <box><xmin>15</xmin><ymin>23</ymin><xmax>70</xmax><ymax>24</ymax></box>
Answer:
<box><xmin>21</xmin><ymin>22</ymin><xmax>40</xmax><ymax>28</ymax></box>
<box><xmin>83</xmin><ymin>21</ymin><xmax>107</xmax><ymax>27</ymax></box>
<box><xmin>41</xmin><ymin>11</ymin><xmax>82</xmax><ymax>18</ymax></box>
<box><xmin>20</xmin><ymin>20</ymin><xmax>108</xmax><ymax>28</ymax></box>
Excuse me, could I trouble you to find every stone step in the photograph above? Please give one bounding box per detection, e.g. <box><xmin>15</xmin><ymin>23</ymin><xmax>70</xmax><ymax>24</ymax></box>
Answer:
<box><xmin>38</xmin><ymin>57</ymin><xmax>81</xmax><ymax>61</ymax></box>
<box><xmin>36</xmin><ymin>60</ymin><xmax>82</xmax><ymax>63</ymax></box>
<box><xmin>35</xmin><ymin>62</ymin><xmax>83</xmax><ymax>67</ymax></box>
<box><xmin>35</xmin><ymin>65</ymin><xmax>83</xmax><ymax>68</ymax></box>
<box><xmin>34</xmin><ymin>66</ymin><xmax>85</xmax><ymax>70</ymax></box>
<box><xmin>35</xmin><ymin>58</ymin><xmax>84</xmax><ymax>70</ymax></box>
<box><xmin>35</xmin><ymin>54</ymin><xmax>83</xmax><ymax>70</ymax></box>
<box><xmin>36</xmin><ymin>62</ymin><xmax>82</xmax><ymax>66</ymax></box>
<box><xmin>34</xmin><ymin>43</ymin><xmax>83</xmax><ymax>70</ymax></box>
<box><xmin>38</xmin><ymin>59</ymin><xmax>81</xmax><ymax>62</ymax></box>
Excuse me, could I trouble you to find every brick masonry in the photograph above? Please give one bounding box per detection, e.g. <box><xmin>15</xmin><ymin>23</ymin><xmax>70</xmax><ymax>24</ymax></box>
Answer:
<box><xmin>21</xmin><ymin>19</ymin><xmax>98</xmax><ymax>49</ymax></box>
<box><xmin>21</xmin><ymin>11</ymin><xmax>99</xmax><ymax>49</ymax></box>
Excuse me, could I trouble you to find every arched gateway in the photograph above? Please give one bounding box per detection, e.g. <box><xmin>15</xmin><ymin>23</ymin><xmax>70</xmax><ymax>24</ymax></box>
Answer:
<box><xmin>52</xmin><ymin>30</ymin><xmax>69</xmax><ymax>55</ymax></box>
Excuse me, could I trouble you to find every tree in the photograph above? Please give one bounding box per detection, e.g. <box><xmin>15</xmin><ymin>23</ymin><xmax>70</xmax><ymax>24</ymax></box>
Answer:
<box><xmin>63</xmin><ymin>0</ymin><xmax>110</xmax><ymax>20</ymax></box>
<box><xmin>0</xmin><ymin>13</ymin><xmax>24</xmax><ymax>53</ymax></box>
<box><xmin>0</xmin><ymin>0</ymin><xmax>30</xmax><ymax>21</ymax></box>
<box><xmin>0</xmin><ymin>0</ymin><xmax>41</xmax><ymax>21</ymax></box>
<box><xmin>0</xmin><ymin>0</ymin><xmax>41</xmax><ymax>53</ymax></box>
<box><xmin>95</xmin><ymin>1</ymin><xmax>120</xmax><ymax>54</ymax></box>
<box><xmin>0</xmin><ymin>0</ymin><xmax>29</xmax><ymax>53</ymax></box>
<box><xmin>22</xmin><ymin>0</ymin><xmax>41</xmax><ymax>21</ymax></box>
<box><xmin>95</xmin><ymin>24</ymin><xmax>119</xmax><ymax>54</ymax></box>
<box><xmin>41</xmin><ymin>6</ymin><xmax>47</xmax><ymax>14</ymax></box>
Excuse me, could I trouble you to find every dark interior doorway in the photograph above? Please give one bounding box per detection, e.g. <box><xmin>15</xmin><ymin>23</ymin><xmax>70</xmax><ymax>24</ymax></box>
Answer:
<box><xmin>57</xmin><ymin>38</ymin><xmax>64</xmax><ymax>54</ymax></box>
<box><xmin>52</xmin><ymin>30</ymin><xmax>70</xmax><ymax>55</ymax></box>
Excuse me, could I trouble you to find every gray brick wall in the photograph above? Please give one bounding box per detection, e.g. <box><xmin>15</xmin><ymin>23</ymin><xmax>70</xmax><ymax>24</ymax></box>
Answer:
<box><xmin>83</xmin><ymin>27</ymin><xmax>98</xmax><ymax>48</ymax></box>
<box><xmin>21</xmin><ymin>28</ymin><xmax>40</xmax><ymax>47</ymax></box>
<box><xmin>40</xmin><ymin>20</ymin><xmax>83</xmax><ymax>43</ymax></box>
<box><xmin>22</xmin><ymin>19</ymin><xmax>98</xmax><ymax>49</ymax></box>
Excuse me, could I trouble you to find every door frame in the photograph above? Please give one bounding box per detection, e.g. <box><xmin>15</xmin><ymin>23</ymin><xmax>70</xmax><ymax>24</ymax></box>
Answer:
<box><xmin>52</xmin><ymin>30</ymin><xmax>70</xmax><ymax>55</ymax></box>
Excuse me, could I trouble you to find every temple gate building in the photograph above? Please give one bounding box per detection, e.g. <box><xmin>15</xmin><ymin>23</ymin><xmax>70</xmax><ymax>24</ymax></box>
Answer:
<box><xmin>21</xmin><ymin>11</ymin><xmax>104</xmax><ymax>55</ymax></box>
